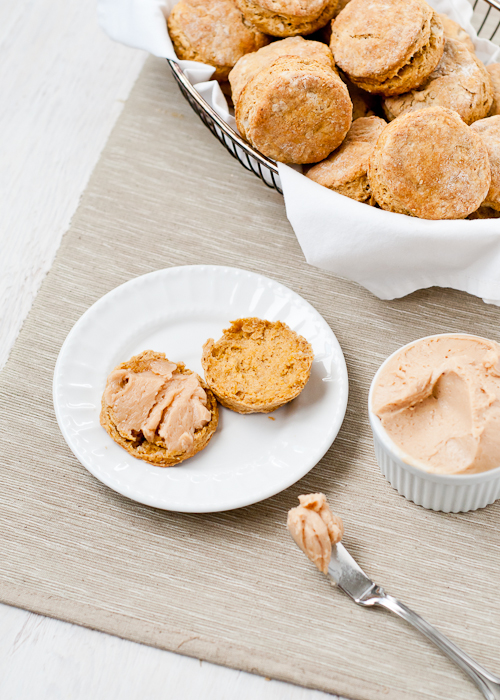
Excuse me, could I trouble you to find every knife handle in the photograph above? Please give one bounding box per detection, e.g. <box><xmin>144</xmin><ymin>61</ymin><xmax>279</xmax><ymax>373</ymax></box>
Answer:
<box><xmin>374</xmin><ymin>594</ymin><xmax>500</xmax><ymax>700</ymax></box>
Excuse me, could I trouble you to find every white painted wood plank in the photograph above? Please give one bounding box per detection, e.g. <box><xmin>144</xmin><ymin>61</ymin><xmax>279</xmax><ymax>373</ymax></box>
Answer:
<box><xmin>0</xmin><ymin>0</ymin><xmax>145</xmax><ymax>370</ymax></box>
<box><xmin>0</xmin><ymin>604</ymin><xmax>336</xmax><ymax>700</ymax></box>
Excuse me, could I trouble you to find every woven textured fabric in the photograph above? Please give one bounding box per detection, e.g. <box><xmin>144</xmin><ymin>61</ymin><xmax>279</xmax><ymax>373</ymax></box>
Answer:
<box><xmin>1</xmin><ymin>57</ymin><xmax>499</xmax><ymax>700</ymax></box>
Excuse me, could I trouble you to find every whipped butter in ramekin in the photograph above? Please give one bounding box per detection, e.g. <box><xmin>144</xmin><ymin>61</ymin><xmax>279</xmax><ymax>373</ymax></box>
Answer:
<box><xmin>368</xmin><ymin>334</ymin><xmax>500</xmax><ymax>512</ymax></box>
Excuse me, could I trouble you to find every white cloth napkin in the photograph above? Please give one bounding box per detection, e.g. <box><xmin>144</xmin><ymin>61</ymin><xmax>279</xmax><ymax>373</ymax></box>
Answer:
<box><xmin>98</xmin><ymin>0</ymin><xmax>500</xmax><ymax>304</ymax></box>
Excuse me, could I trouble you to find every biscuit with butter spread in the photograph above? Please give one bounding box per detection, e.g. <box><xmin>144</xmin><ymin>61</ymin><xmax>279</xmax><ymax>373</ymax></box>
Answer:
<box><xmin>101</xmin><ymin>350</ymin><xmax>218</xmax><ymax>466</ymax></box>
<box><xmin>201</xmin><ymin>318</ymin><xmax>313</xmax><ymax>413</ymax></box>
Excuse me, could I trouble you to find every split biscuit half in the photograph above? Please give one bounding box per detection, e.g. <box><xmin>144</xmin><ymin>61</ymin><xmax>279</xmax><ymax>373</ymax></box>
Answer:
<box><xmin>101</xmin><ymin>350</ymin><xmax>218</xmax><ymax>467</ymax></box>
<box><xmin>201</xmin><ymin>318</ymin><xmax>314</xmax><ymax>413</ymax></box>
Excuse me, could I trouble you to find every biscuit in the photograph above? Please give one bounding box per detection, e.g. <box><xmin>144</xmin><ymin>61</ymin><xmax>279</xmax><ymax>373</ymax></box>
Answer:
<box><xmin>201</xmin><ymin>318</ymin><xmax>314</xmax><ymax>413</ymax></box>
<box><xmin>383</xmin><ymin>39</ymin><xmax>493</xmax><ymax>125</ymax></box>
<box><xmin>471</xmin><ymin>116</ymin><xmax>500</xmax><ymax>211</ymax></box>
<box><xmin>100</xmin><ymin>350</ymin><xmax>218</xmax><ymax>467</ymax></box>
<box><xmin>368</xmin><ymin>107</ymin><xmax>491</xmax><ymax>220</ymax></box>
<box><xmin>236</xmin><ymin>55</ymin><xmax>352</xmax><ymax>163</ymax></box>
<box><xmin>331</xmin><ymin>0</ymin><xmax>445</xmax><ymax>96</ymax></box>
<box><xmin>167</xmin><ymin>0</ymin><xmax>270</xmax><ymax>82</ymax></box>
<box><xmin>438</xmin><ymin>13</ymin><xmax>475</xmax><ymax>53</ymax></box>
<box><xmin>306</xmin><ymin>116</ymin><xmax>386</xmax><ymax>203</ymax></box>
<box><xmin>234</xmin><ymin>0</ymin><xmax>338</xmax><ymax>37</ymax></box>
<box><xmin>229</xmin><ymin>36</ymin><xmax>335</xmax><ymax>104</ymax></box>
<box><xmin>487</xmin><ymin>64</ymin><xmax>500</xmax><ymax>116</ymax></box>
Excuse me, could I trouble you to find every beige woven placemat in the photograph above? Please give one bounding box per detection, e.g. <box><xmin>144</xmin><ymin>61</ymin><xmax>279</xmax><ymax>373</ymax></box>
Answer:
<box><xmin>1</xmin><ymin>56</ymin><xmax>499</xmax><ymax>700</ymax></box>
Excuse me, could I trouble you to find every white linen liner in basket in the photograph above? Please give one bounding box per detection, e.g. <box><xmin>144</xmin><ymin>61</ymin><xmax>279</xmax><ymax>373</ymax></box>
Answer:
<box><xmin>98</xmin><ymin>0</ymin><xmax>500</xmax><ymax>305</ymax></box>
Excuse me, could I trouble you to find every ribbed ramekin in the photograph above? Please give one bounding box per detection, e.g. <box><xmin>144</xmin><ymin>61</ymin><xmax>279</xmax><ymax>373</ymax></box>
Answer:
<box><xmin>368</xmin><ymin>335</ymin><xmax>500</xmax><ymax>513</ymax></box>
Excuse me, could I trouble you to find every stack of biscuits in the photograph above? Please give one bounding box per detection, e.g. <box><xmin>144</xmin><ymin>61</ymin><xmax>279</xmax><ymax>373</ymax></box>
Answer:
<box><xmin>167</xmin><ymin>0</ymin><xmax>500</xmax><ymax>220</ymax></box>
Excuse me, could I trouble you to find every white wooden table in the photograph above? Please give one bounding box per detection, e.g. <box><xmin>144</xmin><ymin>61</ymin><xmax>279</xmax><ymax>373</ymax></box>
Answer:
<box><xmin>0</xmin><ymin>1</ymin><xmax>334</xmax><ymax>697</ymax></box>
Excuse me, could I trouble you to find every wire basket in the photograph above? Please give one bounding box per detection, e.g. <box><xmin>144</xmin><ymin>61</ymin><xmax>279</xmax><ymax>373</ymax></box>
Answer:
<box><xmin>168</xmin><ymin>0</ymin><xmax>500</xmax><ymax>196</ymax></box>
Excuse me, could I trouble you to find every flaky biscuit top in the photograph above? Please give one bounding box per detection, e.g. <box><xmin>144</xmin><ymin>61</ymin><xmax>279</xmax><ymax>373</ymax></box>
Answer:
<box><xmin>229</xmin><ymin>36</ymin><xmax>335</xmax><ymax>103</ymax></box>
<box><xmin>331</xmin><ymin>0</ymin><xmax>435</xmax><ymax>80</ymax></box>
<box><xmin>256</xmin><ymin>0</ymin><xmax>331</xmax><ymax>17</ymax></box>
<box><xmin>168</xmin><ymin>0</ymin><xmax>269</xmax><ymax>79</ymax></box>
<box><xmin>369</xmin><ymin>106</ymin><xmax>491</xmax><ymax>219</ymax></box>
<box><xmin>104</xmin><ymin>357</ymin><xmax>211</xmax><ymax>453</ymax></box>
<box><xmin>287</xmin><ymin>493</ymin><xmax>344</xmax><ymax>574</ymax></box>
<box><xmin>236</xmin><ymin>55</ymin><xmax>352</xmax><ymax>163</ymax></box>
<box><xmin>383</xmin><ymin>38</ymin><xmax>493</xmax><ymax>125</ymax></box>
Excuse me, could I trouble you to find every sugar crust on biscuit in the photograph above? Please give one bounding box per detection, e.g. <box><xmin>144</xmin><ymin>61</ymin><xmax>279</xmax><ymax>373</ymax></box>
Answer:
<box><xmin>168</xmin><ymin>0</ymin><xmax>270</xmax><ymax>81</ymax></box>
<box><xmin>368</xmin><ymin>107</ymin><xmax>491</xmax><ymax>220</ymax></box>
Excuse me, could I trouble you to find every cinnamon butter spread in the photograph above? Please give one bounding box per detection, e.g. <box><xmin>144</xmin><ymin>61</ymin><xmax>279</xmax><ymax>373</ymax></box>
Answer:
<box><xmin>372</xmin><ymin>335</ymin><xmax>500</xmax><ymax>475</ymax></box>
<box><xmin>287</xmin><ymin>493</ymin><xmax>344</xmax><ymax>574</ymax></box>
<box><xmin>103</xmin><ymin>358</ymin><xmax>211</xmax><ymax>453</ymax></box>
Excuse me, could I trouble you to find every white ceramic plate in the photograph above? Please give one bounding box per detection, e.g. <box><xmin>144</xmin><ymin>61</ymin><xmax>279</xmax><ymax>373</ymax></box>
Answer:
<box><xmin>53</xmin><ymin>265</ymin><xmax>348</xmax><ymax>512</ymax></box>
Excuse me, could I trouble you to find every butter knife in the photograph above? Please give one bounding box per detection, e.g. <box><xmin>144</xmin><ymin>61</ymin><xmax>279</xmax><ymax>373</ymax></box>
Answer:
<box><xmin>328</xmin><ymin>543</ymin><xmax>500</xmax><ymax>700</ymax></box>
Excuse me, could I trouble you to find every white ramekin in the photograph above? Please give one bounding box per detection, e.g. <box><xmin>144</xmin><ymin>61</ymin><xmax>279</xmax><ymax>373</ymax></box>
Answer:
<box><xmin>368</xmin><ymin>334</ymin><xmax>500</xmax><ymax>513</ymax></box>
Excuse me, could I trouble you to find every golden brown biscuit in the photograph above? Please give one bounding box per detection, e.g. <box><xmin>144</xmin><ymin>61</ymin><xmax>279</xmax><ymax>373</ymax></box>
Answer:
<box><xmin>306</xmin><ymin>116</ymin><xmax>386</xmax><ymax>203</ymax></box>
<box><xmin>471</xmin><ymin>116</ymin><xmax>500</xmax><ymax>211</ymax></box>
<box><xmin>331</xmin><ymin>0</ymin><xmax>445</xmax><ymax>96</ymax></box>
<box><xmin>201</xmin><ymin>318</ymin><xmax>314</xmax><ymax>413</ymax></box>
<box><xmin>487</xmin><ymin>64</ymin><xmax>500</xmax><ymax>116</ymax></box>
<box><xmin>167</xmin><ymin>0</ymin><xmax>270</xmax><ymax>81</ymax></box>
<box><xmin>368</xmin><ymin>107</ymin><xmax>491</xmax><ymax>220</ymax></box>
<box><xmin>101</xmin><ymin>350</ymin><xmax>218</xmax><ymax>467</ymax></box>
<box><xmin>383</xmin><ymin>39</ymin><xmax>493</xmax><ymax>125</ymax></box>
<box><xmin>229</xmin><ymin>36</ymin><xmax>335</xmax><ymax>104</ymax></box>
<box><xmin>438</xmin><ymin>13</ymin><xmax>475</xmax><ymax>53</ymax></box>
<box><xmin>236</xmin><ymin>55</ymin><xmax>352</xmax><ymax>163</ymax></box>
<box><xmin>234</xmin><ymin>0</ymin><xmax>337</xmax><ymax>37</ymax></box>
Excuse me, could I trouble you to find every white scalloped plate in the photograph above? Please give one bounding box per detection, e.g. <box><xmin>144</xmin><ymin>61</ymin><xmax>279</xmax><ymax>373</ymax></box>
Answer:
<box><xmin>53</xmin><ymin>265</ymin><xmax>348</xmax><ymax>512</ymax></box>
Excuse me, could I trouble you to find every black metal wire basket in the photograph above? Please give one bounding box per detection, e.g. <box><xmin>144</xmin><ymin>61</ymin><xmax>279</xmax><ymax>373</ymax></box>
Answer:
<box><xmin>168</xmin><ymin>0</ymin><xmax>500</xmax><ymax>196</ymax></box>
